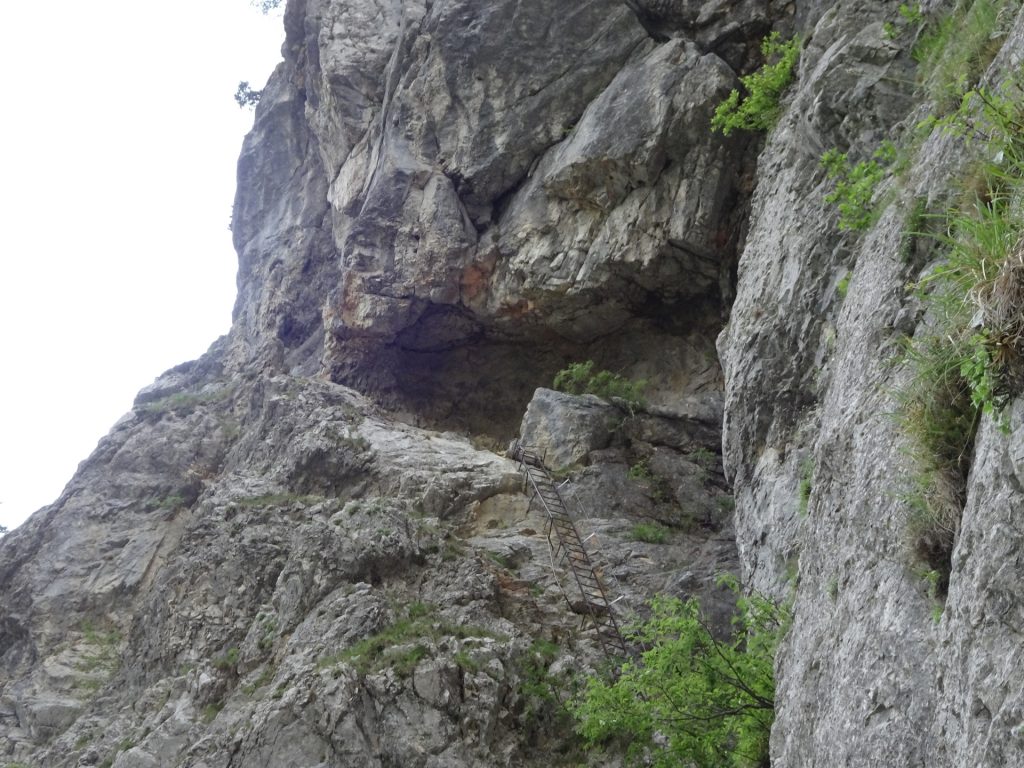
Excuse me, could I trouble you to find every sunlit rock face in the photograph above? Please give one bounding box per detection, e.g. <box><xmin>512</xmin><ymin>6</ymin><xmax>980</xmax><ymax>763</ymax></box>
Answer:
<box><xmin>5</xmin><ymin>0</ymin><xmax>1024</xmax><ymax>766</ymax></box>
<box><xmin>230</xmin><ymin>0</ymin><xmax>749</xmax><ymax>436</ymax></box>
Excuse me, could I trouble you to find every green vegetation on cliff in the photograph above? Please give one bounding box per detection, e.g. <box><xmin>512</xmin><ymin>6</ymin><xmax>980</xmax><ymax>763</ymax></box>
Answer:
<box><xmin>711</xmin><ymin>33</ymin><xmax>800</xmax><ymax>136</ymax></box>
<box><xmin>572</xmin><ymin>579</ymin><xmax>787</xmax><ymax>768</ymax></box>
<box><xmin>553</xmin><ymin>361</ymin><xmax>647</xmax><ymax>409</ymax></box>
<box><xmin>820</xmin><ymin>142</ymin><xmax>896</xmax><ymax>231</ymax></box>
<box><xmin>899</xmin><ymin>76</ymin><xmax>1024</xmax><ymax>594</ymax></box>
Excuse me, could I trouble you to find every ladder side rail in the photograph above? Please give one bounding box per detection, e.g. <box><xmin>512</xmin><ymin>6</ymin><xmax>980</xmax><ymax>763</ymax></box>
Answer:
<box><xmin>531</xmin><ymin>472</ymin><xmax>625</xmax><ymax>645</ymax></box>
<box><xmin>522</xmin><ymin>466</ymin><xmax>590</xmax><ymax>556</ymax></box>
<box><xmin>514</xmin><ymin>442</ymin><xmax>630</xmax><ymax>659</ymax></box>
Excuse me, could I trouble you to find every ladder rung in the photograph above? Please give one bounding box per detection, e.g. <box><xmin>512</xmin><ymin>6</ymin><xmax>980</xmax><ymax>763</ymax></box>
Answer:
<box><xmin>556</xmin><ymin>533</ymin><xmax>583</xmax><ymax>544</ymax></box>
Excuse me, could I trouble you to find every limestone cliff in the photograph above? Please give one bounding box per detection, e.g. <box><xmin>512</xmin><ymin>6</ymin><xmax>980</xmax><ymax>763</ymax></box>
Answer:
<box><xmin>2</xmin><ymin>0</ymin><xmax>1023</xmax><ymax>766</ymax></box>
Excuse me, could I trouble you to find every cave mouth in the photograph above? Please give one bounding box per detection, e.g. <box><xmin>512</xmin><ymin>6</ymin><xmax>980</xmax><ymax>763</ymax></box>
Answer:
<box><xmin>326</xmin><ymin>289</ymin><xmax>729</xmax><ymax>441</ymax></box>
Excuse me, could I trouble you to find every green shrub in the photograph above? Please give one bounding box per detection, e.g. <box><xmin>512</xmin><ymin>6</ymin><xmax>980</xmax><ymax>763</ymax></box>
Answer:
<box><xmin>144</xmin><ymin>493</ymin><xmax>186</xmax><ymax>513</ymax></box>
<box><xmin>234</xmin><ymin>81</ymin><xmax>262</xmax><ymax>108</ymax></box>
<box><xmin>907</xmin><ymin>82</ymin><xmax>1024</xmax><ymax>413</ymax></box>
<box><xmin>233</xmin><ymin>492</ymin><xmax>323</xmax><ymax>509</ymax></box>
<box><xmin>711</xmin><ymin>33</ymin><xmax>800</xmax><ymax>136</ymax></box>
<box><xmin>318</xmin><ymin>603</ymin><xmax>504</xmax><ymax>678</ymax></box>
<box><xmin>898</xmin><ymin>78</ymin><xmax>1024</xmax><ymax>589</ymax></box>
<box><xmin>572</xmin><ymin>579</ymin><xmax>788</xmax><ymax>768</ymax></box>
<box><xmin>76</xmin><ymin>621</ymin><xmax>121</xmax><ymax>680</ymax></box>
<box><xmin>390</xmin><ymin>645</ymin><xmax>430</xmax><ymax>677</ymax></box>
<box><xmin>518</xmin><ymin>638</ymin><xmax>574</xmax><ymax>725</ymax></box>
<box><xmin>242</xmin><ymin>667</ymin><xmax>275</xmax><ymax>696</ymax></box>
<box><xmin>884</xmin><ymin>4</ymin><xmax>924</xmax><ymax>39</ymax></box>
<box><xmin>900</xmin><ymin>195</ymin><xmax>931</xmax><ymax>263</ymax></box>
<box><xmin>897</xmin><ymin>335</ymin><xmax>979</xmax><ymax>590</ymax></box>
<box><xmin>139</xmin><ymin>385</ymin><xmax>234</xmax><ymax>417</ymax></box>
<box><xmin>453</xmin><ymin>650</ymin><xmax>480</xmax><ymax>674</ymax></box>
<box><xmin>627</xmin><ymin>460</ymin><xmax>652</xmax><ymax>481</ymax></box>
<box><xmin>821</xmin><ymin>141</ymin><xmax>896</xmax><ymax>230</ymax></box>
<box><xmin>406</xmin><ymin>601</ymin><xmax>432</xmax><ymax>619</ymax></box>
<box><xmin>213</xmin><ymin>647</ymin><xmax>240</xmax><ymax>672</ymax></box>
<box><xmin>836</xmin><ymin>273</ymin><xmax>851</xmax><ymax>299</ymax></box>
<box><xmin>913</xmin><ymin>0</ymin><xmax>1009</xmax><ymax>112</ymax></box>
<box><xmin>628</xmin><ymin>522</ymin><xmax>669</xmax><ymax>544</ymax></box>
<box><xmin>689</xmin><ymin>446</ymin><xmax>717</xmax><ymax>469</ymax></box>
<box><xmin>899</xmin><ymin>2</ymin><xmax>924</xmax><ymax>24</ymax></box>
<box><xmin>257</xmin><ymin>613</ymin><xmax>279</xmax><ymax>652</ymax></box>
<box><xmin>553</xmin><ymin>361</ymin><xmax>647</xmax><ymax>409</ymax></box>
<box><xmin>201</xmin><ymin>702</ymin><xmax>224</xmax><ymax>723</ymax></box>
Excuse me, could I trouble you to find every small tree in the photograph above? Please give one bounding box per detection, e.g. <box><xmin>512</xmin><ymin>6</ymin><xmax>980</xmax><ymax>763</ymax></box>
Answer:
<box><xmin>572</xmin><ymin>577</ymin><xmax>788</xmax><ymax>768</ymax></box>
<box><xmin>251</xmin><ymin>0</ymin><xmax>283</xmax><ymax>12</ymax></box>
<box><xmin>234</xmin><ymin>81</ymin><xmax>263</xmax><ymax>109</ymax></box>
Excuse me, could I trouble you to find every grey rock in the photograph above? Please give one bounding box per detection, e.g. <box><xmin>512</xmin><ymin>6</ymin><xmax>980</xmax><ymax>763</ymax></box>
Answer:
<box><xmin>718</xmin><ymin>2</ymin><xmax>1024</xmax><ymax>767</ymax></box>
<box><xmin>518</xmin><ymin>388</ymin><xmax>618</xmax><ymax>468</ymax></box>
<box><xmin>14</xmin><ymin>0</ymin><xmax>1024</xmax><ymax>765</ymax></box>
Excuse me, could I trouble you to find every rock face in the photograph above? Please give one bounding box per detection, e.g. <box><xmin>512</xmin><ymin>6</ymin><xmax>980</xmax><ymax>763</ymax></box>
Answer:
<box><xmin>718</xmin><ymin>2</ymin><xmax>1024</xmax><ymax>767</ymax></box>
<box><xmin>228</xmin><ymin>0</ymin><xmax>744</xmax><ymax>437</ymax></box>
<box><xmin>4</xmin><ymin>0</ymin><xmax>1024</xmax><ymax>765</ymax></box>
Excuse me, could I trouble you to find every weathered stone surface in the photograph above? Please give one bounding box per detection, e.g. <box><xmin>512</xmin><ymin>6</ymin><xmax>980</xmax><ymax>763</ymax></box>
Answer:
<box><xmin>518</xmin><ymin>388</ymin><xmax>618</xmax><ymax>468</ymax></box>
<box><xmin>0</xmin><ymin>341</ymin><xmax>740</xmax><ymax>768</ymax></box>
<box><xmin>10</xmin><ymin>0</ymin><xmax>1024</xmax><ymax>765</ymax></box>
<box><xmin>718</xmin><ymin>2</ymin><xmax>1024</xmax><ymax>767</ymax></box>
<box><xmin>487</xmin><ymin>38</ymin><xmax>741</xmax><ymax>344</ymax></box>
<box><xmin>624</xmin><ymin>0</ymin><xmax>775</xmax><ymax>69</ymax></box>
<box><xmin>219</xmin><ymin>0</ymin><xmax>742</xmax><ymax>433</ymax></box>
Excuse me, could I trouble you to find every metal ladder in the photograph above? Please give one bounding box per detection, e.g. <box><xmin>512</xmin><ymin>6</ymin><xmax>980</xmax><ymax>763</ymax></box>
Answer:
<box><xmin>509</xmin><ymin>440</ymin><xmax>629</xmax><ymax>660</ymax></box>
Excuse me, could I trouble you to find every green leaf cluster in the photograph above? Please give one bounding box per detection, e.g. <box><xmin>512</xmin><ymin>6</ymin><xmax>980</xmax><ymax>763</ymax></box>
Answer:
<box><xmin>820</xmin><ymin>141</ymin><xmax>896</xmax><ymax>230</ymax></box>
<box><xmin>627</xmin><ymin>460</ymin><xmax>653</xmax><ymax>480</ymax></box>
<box><xmin>553</xmin><ymin>361</ymin><xmax>647</xmax><ymax>409</ymax></box>
<box><xmin>960</xmin><ymin>331</ymin><xmax>1000</xmax><ymax>414</ymax></box>
<box><xmin>913</xmin><ymin>0</ymin><xmax>1010</xmax><ymax>113</ymax></box>
<box><xmin>318</xmin><ymin>603</ymin><xmax>504</xmax><ymax>678</ymax></box>
<box><xmin>138</xmin><ymin>385</ymin><xmax>234</xmax><ymax>417</ymax></box>
<box><xmin>907</xmin><ymin>81</ymin><xmax>1024</xmax><ymax>416</ymax></box>
<box><xmin>628</xmin><ymin>522</ymin><xmax>669</xmax><ymax>544</ymax></box>
<box><xmin>234</xmin><ymin>81</ymin><xmax>263</xmax><ymax>109</ymax></box>
<box><xmin>572</xmin><ymin>579</ymin><xmax>788</xmax><ymax>768</ymax></box>
<box><xmin>711</xmin><ymin>33</ymin><xmax>800</xmax><ymax>136</ymax></box>
<box><xmin>897</xmin><ymin>78</ymin><xmax>1024</xmax><ymax>588</ymax></box>
<box><xmin>212</xmin><ymin>647</ymin><xmax>240</xmax><ymax>672</ymax></box>
<box><xmin>885</xmin><ymin>2</ymin><xmax>925</xmax><ymax>39</ymax></box>
<box><xmin>251</xmin><ymin>0</ymin><xmax>283</xmax><ymax>13</ymax></box>
<box><xmin>518</xmin><ymin>638</ymin><xmax>564</xmax><ymax>714</ymax></box>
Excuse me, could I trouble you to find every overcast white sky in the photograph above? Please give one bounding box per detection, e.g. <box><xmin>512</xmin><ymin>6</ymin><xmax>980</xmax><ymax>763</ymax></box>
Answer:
<box><xmin>0</xmin><ymin>1</ymin><xmax>285</xmax><ymax>531</ymax></box>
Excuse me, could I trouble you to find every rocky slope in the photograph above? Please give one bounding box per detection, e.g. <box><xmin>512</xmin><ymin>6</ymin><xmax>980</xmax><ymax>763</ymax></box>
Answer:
<box><xmin>3</xmin><ymin>0</ymin><xmax>1024</xmax><ymax>766</ymax></box>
